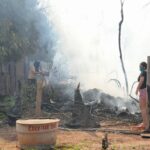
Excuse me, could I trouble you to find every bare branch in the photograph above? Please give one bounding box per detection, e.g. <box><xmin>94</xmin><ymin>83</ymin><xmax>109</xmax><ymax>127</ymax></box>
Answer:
<box><xmin>118</xmin><ymin>0</ymin><xmax>129</xmax><ymax>95</ymax></box>
<box><xmin>143</xmin><ymin>2</ymin><xmax>150</xmax><ymax>8</ymax></box>
<box><xmin>77</xmin><ymin>82</ymin><xmax>80</xmax><ymax>89</ymax></box>
<box><xmin>108</xmin><ymin>79</ymin><xmax>121</xmax><ymax>88</ymax></box>
<box><xmin>120</xmin><ymin>0</ymin><xmax>125</xmax><ymax>6</ymax></box>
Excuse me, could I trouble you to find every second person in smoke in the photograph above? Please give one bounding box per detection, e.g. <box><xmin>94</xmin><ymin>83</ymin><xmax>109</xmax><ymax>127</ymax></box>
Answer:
<box><xmin>136</xmin><ymin>61</ymin><xmax>148</xmax><ymax>129</ymax></box>
<box><xmin>28</xmin><ymin>61</ymin><xmax>43</xmax><ymax>85</ymax></box>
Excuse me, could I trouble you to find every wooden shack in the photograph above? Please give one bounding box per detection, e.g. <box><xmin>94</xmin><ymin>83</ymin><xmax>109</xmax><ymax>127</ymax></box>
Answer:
<box><xmin>0</xmin><ymin>57</ymin><xmax>29</xmax><ymax>96</ymax></box>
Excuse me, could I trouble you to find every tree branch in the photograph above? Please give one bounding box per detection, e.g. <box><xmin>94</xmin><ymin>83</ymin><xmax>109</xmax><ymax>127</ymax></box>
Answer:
<box><xmin>118</xmin><ymin>0</ymin><xmax>129</xmax><ymax>95</ymax></box>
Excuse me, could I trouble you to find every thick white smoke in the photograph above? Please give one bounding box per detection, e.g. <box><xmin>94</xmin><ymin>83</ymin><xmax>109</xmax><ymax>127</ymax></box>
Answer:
<box><xmin>39</xmin><ymin>0</ymin><xmax>150</xmax><ymax>97</ymax></box>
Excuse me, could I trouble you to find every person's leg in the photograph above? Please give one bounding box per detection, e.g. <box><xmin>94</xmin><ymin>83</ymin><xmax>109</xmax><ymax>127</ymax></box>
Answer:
<box><xmin>139</xmin><ymin>89</ymin><xmax>148</xmax><ymax>129</ymax></box>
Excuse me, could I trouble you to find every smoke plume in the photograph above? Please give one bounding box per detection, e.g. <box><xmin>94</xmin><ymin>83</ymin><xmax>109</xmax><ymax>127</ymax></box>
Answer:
<box><xmin>39</xmin><ymin>0</ymin><xmax>150</xmax><ymax>97</ymax></box>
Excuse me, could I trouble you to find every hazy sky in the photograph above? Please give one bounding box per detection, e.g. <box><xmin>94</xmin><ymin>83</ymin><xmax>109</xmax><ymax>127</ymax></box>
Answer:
<box><xmin>39</xmin><ymin>0</ymin><xmax>150</xmax><ymax>96</ymax></box>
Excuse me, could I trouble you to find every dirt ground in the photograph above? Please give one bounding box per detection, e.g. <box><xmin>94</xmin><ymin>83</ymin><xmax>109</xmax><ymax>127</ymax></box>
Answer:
<box><xmin>0</xmin><ymin>120</ymin><xmax>150</xmax><ymax>150</ymax></box>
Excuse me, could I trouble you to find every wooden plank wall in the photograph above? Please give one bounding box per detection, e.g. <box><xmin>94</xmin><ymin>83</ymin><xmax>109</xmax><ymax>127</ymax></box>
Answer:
<box><xmin>0</xmin><ymin>58</ymin><xmax>27</xmax><ymax>96</ymax></box>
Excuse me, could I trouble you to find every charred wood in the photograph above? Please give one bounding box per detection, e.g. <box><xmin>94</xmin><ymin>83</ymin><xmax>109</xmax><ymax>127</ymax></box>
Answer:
<box><xmin>66</xmin><ymin>83</ymin><xmax>100</xmax><ymax>128</ymax></box>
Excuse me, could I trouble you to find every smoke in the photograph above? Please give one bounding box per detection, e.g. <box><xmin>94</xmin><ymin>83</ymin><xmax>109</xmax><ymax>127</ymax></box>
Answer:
<box><xmin>0</xmin><ymin>0</ymin><xmax>56</xmax><ymax>62</ymax></box>
<box><xmin>39</xmin><ymin>0</ymin><xmax>150</xmax><ymax>97</ymax></box>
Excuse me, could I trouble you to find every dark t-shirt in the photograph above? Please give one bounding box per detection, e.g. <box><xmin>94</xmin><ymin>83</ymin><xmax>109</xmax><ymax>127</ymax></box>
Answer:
<box><xmin>138</xmin><ymin>71</ymin><xmax>147</xmax><ymax>89</ymax></box>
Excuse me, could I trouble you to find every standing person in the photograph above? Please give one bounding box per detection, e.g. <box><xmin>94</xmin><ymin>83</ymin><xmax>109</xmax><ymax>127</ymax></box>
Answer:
<box><xmin>33</xmin><ymin>61</ymin><xmax>45</xmax><ymax>117</ymax></box>
<box><xmin>28</xmin><ymin>61</ymin><xmax>42</xmax><ymax>85</ymax></box>
<box><xmin>136</xmin><ymin>62</ymin><xmax>148</xmax><ymax>129</ymax></box>
<box><xmin>23</xmin><ymin>61</ymin><xmax>42</xmax><ymax>116</ymax></box>
<box><xmin>27</xmin><ymin>61</ymin><xmax>44</xmax><ymax>116</ymax></box>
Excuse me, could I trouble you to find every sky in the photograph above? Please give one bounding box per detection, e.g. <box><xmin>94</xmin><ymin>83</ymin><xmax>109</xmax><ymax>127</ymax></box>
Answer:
<box><xmin>39</xmin><ymin>0</ymin><xmax>150</xmax><ymax>96</ymax></box>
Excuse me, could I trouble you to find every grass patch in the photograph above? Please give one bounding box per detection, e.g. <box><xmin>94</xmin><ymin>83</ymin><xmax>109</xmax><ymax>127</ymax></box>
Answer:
<box><xmin>0</xmin><ymin>113</ymin><xmax>6</xmax><ymax>120</ymax></box>
<box><xmin>55</xmin><ymin>144</ymin><xmax>81</xmax><ymax>150</ymax></box>
<box><xmin>110</xmin><ymin>144</ymin><xmax>150</xmax><ymax>150</ymax></box>
<box><xmin>0</xmin><ymin>96</ymin><xmax>15</xmax><ymax>111</ymax></box>
<box><xmin>0</xmin><ymin>96</ymin><xmax>16</xmax><ymax>120</ymax></box>
<box><xmin>22</xmin><ymin>144</ymin><xmax>82</xmax><ymax>150</ymax></box>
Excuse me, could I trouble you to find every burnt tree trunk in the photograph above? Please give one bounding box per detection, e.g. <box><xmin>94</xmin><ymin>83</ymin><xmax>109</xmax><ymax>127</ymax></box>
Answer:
<box><xmin>66</xmin><ymin>83</ymin><xmax>100</xmax><ymax>128</ymax></box>
<box><xmin>118</xmin><ymin>0</ymin><xmax>129</xmax><ymax>95</ymax></box>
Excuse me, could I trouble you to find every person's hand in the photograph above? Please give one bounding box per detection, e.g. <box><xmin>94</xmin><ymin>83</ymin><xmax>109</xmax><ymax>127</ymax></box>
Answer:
<box><xmin>135</xmin><ymin>89</ymin><xmax>138</xmax><ymax>95</ymax></box>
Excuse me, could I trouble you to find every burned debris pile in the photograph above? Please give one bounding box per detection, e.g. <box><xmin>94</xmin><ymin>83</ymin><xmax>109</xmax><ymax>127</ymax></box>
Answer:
<box><xmin>41</xmin><ymin>83</ymin><xmax>141</xmax><ymax>128</ymax></box>
<box><xmin>66</xmin><ymin>83</ymin><xmax>100</xmax><ymax>128</ymax></box>
<box><xmin>1</xmin><ymin>82</ymin><xmax>141</xmax><ymax>127</ymax></box>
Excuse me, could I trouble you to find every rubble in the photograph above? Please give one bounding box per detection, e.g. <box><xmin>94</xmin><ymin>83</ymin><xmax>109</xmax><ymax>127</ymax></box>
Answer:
<box><xmin>41</xmin><ymin>83</ymin><xmax>141</xmax><ymax>128</ymax></box>
<box><xmin>3</xmin><ymin>82</ymin><xmax>141</xmax><ymax>127</ymax></box>
<box><xmin>66</xmin><ymin>83</ymin><xmax>100</xmax><ymax>128</ymax></box>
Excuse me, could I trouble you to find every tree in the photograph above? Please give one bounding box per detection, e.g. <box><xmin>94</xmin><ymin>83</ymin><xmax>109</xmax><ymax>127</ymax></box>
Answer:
<box><xmin>0</xmin><ymin>0</ymin><xmax>55</xmax><ymax>64</ymax></box>
<box><xmin>118</xmin><ymin>0</ymin><xmax>129</xmax><ymax>96</ymax></box>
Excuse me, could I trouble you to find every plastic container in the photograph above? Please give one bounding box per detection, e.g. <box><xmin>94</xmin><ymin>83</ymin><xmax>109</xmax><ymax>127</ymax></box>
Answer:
<box><xmin>16</xmin><ymin>119</ymin><xmax>60</xmax><ymax>147</ymax></box>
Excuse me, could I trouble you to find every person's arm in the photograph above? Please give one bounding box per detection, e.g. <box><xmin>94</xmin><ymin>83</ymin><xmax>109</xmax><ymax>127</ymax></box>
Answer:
<box><xmin>31</xmin><ymin>66</ymin><xmax>36</xmax><ymax>75</ymax></box>
<box><xmin>136</xmin><ymin>76</ymin><xmax>144</xmax><ymax>95</ymax></box>
<box><xmin>38</xmin><ymin>66</ymin><xmax>44</xmax><ymax>76</ymax></box>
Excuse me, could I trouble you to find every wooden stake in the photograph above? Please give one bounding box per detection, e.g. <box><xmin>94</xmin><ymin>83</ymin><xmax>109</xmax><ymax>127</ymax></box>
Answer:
<box><xmin>35</xmin><ymin>79</ymin><xmax>43</xmax><ymax>117</ymax></box>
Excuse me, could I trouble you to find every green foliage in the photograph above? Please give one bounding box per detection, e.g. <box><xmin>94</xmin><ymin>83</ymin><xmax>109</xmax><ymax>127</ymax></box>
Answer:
<box><xmin>54</xmin><ymin>145</ymin><xmax>81</xmax><ymax>150</ymax></box>
<box><xmin>0</xmin><ymin>113</ymin><xmax>6</xmax><ymax>120</ymax></box>
<box><xmin>110</xmin><ymin>144</ymin><xmax>150</xmax><ymax>150</ymax></box>
<box><xmin>0</xmin><ymin>96</ymin><xmax>15</xmax><ymax>112</ymax></box>
<box><xmin>0</xmin><ymin>96</ymin><xmax>15</xmax><ymax>120</ymax></box>
<box><xmin>0</xmin><ymin>20</ymin><xmax>31</xmax><ymax>62</ymax></box>
<box><xmin>0</xmin><ymin>0</ymin><xmax>55</xmax><ymax>63</ymax></box>
<box><xmin>21</xmin><ymin>82</ymin><xmax>36</xmax><ymax>114</ymax></box>
<box><xmin>24</xmin><ymin>145</ymin><xmax>81</xmax><ymax>150</ymax></box>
